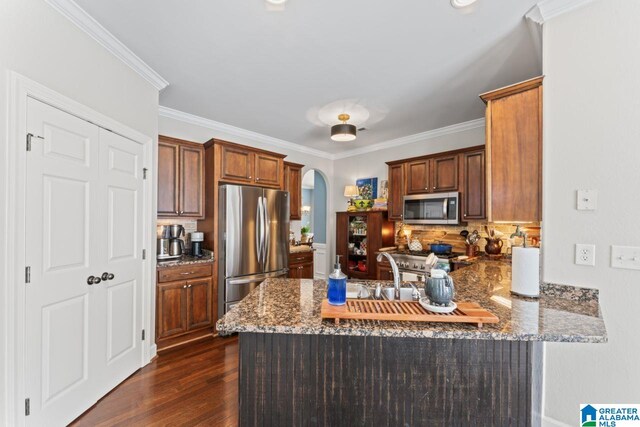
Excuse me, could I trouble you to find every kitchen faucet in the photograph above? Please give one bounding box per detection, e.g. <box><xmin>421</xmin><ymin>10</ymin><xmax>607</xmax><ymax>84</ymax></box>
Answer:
<box><xmin>376</xmin><ymin>252</ymin><xmax>401</xmax><ymax>300</ymax></box>
<box><xmin>510</xmin><ymin>225</ymin><xmax>528</xmax><ymax>248</ymax></box>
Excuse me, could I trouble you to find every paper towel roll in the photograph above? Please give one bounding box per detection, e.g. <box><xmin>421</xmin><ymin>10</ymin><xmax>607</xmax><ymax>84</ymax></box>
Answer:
<box><xmin>511</xmin><ymin>247</ymin><xmax>540</xmax><ymax>297</ymax></box>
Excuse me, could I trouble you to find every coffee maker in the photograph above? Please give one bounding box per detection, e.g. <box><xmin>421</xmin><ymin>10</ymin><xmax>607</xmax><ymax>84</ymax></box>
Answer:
<box><xmin>191</xmin><ymin>232</ymin><xmax>204</xmax><ymax>258</ymax></box>
<box><xmin>157</xmin><ymin>224</ymin><xmax>185</xmax><ymax>260</ymax></box>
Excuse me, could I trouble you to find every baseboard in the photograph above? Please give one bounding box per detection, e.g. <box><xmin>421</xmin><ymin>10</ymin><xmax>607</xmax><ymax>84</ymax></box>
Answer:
<box><xmin>542</xmin><ymin>415</ymin><xmax>572</xmax><ymax>427</ymax></box>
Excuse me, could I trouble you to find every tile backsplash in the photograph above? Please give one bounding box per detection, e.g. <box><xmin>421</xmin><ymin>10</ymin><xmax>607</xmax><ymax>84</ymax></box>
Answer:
<box><xmin>394</xmin><ymin>221</ymin><xmax>541</xmax><ymax>254</ymax></box>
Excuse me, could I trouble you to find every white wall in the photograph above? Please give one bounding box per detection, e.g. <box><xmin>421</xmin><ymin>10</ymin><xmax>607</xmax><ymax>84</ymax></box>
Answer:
<box><xmin>542</xmin><ymin>0</ymin><xmax>640</xmax><ymax>424</ymax></box>
<box><xmin>0</xmin><ymin>0</ymin><xmax>159</xmax><ymax>422</ymax></box>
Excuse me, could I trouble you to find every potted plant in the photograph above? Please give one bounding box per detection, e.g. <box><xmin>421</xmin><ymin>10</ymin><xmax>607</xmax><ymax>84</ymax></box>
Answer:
<box><xmin>300</xmin><ymin>224</ymin><xmax>311</xmax><ymax>243</ymax></box>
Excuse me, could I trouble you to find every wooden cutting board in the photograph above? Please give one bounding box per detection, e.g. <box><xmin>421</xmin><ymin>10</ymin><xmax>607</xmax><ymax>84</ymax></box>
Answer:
<box><xmin>321</xmin><ymin>299</ymin><xmax>499</xmax><ymax>328</ymax></box>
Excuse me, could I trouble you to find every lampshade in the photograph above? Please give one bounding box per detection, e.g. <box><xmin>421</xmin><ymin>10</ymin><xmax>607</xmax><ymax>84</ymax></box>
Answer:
<box><xmin>331</xmin><ymin>113</ymin><xmax>357</xmax><ymax>142</ymax></box>
<box><xmin>331</xmin><ymin>124</ymin><xmax>357</xmax><ymax>142</ymax></box>
<box><xmin>344</xmin><ymin>185</ymin><xmax>359</xmax><ymax>198</ymax></box>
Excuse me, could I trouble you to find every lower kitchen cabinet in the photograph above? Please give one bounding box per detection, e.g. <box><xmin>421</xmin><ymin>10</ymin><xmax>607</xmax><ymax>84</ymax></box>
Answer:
<box><xmin>156</xmin><ymin>263</ymin><xmax>214</xmax><ymax>351</ymax></box>
<box><xmin>288</xmin><ymin>250</ymin><xmax>314</xmax><ymax>279</ymax></box>
<box><xmin>376</xmin><ymin>260</ymin><xmax>394</xmax><ymax>281</ymax></box>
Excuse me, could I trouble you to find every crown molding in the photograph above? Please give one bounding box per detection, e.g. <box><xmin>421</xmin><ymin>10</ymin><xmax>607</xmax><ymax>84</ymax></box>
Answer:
<box><xmin>158</xmin><ymin>106</ymin><xmax>334</xmax><ymax>159</ymax></box>
<box><xmin>526</xmin><ymin>0</ymin><xmax>597</xmax><ymax>25</ymax></box>
<box><xmin>160</xmin><ymin>105</ymin><xmax>486</xmax><ymax>161</ymax></box>
<box><xmin>332</xmin><ymin>118</ymin><xmax>485</xmax><ymax>160</ymax></box>
<box><xmin>44</xmin><ymin>0</ymin><xmax>169</xmax><ymax>91</ymax></box>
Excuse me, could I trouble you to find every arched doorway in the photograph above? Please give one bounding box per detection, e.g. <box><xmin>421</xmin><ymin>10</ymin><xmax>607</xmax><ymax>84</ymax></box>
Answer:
<box><xmin>296</xmin><ymin>169</ymin><xmax>329</xmax><ymax>279</ymax></box>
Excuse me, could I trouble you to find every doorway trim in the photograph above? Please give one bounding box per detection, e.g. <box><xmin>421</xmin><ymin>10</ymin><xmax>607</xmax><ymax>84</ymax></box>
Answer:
<box><xmin>3</xmin><ymin>71</ymin><xmax>156</xmax><ymax>426</ymax></box>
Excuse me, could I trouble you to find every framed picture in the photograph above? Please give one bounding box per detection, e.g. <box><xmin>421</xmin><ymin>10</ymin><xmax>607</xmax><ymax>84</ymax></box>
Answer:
<box><xmin>356</xmin><ymin>177</ymin><xmax>378</xmax><ymax>199</ymax></box>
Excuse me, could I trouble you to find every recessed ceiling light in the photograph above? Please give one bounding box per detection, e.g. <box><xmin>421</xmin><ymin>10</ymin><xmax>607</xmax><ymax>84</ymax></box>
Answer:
<box><xmin>451</xmin><ymin>0</ymin><xmax>477</xmax><ymax>8</ymax></box>
<box><xmin>266</xmin><ymin>0</ymin><xmax>287</xmax><ymax>4</ymax></box>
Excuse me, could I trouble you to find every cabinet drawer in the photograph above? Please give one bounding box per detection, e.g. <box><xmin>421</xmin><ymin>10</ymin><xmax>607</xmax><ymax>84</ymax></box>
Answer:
<box><xmin>158</xmin><ymin>263</ymin><xmax>213</xmax><ymax>283</ymax></box>
<box><xmin>289</xmin><ymin>251</ymin><xmax>313</xmax><ymax>265</ymax></box>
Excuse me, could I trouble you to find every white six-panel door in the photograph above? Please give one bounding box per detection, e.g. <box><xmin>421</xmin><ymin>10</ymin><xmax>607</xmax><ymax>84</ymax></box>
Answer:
<box><xmin>25</xmin><ymin>98</ymin><xmax>143</xmax><ymax>426</ymax></box>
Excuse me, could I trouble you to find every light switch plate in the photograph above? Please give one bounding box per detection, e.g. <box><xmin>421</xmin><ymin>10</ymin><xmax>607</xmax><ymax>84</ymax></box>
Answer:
<box><xmin>575</xmin><ymin>244</ymin><xmax>596</xmax><ymax>266</ymax></box>
<box><xmin>611</xmin><ymin>246</ymin><xmax>640</xmax><ymax>270</ymax></box>
<box><xmin>577</xmin><ymin>189</ymin><xmax>597</xmax><ymax>210</ymax></box>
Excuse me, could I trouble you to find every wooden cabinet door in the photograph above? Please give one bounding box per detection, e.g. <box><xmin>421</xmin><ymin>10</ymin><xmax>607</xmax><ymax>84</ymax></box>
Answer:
<box><xmin>284</xmin><ymin>162</ymin><xmax>303</xmax><ymax>220</ymax></box>
<box><xmin>300</xmin><ymin>262</ymin><xmax>314</xmax><ymax>279</ymax></box>
<box><xmin>179</xmin><ymin>144</ymin><xmax>204</xmax><ymax>218</ymax></box>
<box><xmin>387</xmin><ymin>163</ymin><xmax>405</xmax><ymax>221</ymax></box>
<box><xmin>156</xmin><ymin>281</ymin><xmax>187</xmax><ymax>339</ymax></box>
<box><xmin>288</xmin><ymin>265</ymin><xmax>301</xmax><ymax>279</ymax></box>
<box><xmin>488</xmin><ymin>87</ymin><xmax>541</xmax><ymax>222</ymax></box>
<box><xmin>186</xmin><ymin>277</ymin><xmax>212</xmax><ymax>330</ymax></box>
<box><xmin>376</xmin><ymin>262</ymin><xmax>393</xmax><ymax>280</ymax></box>
<box><xmin>157</xmin><ymin>139</ymin><xmax>180</xmax><ymax>216</ymax></box>
<box><xmin>432</xmin><ymin>154</ymin><xmax>458</xmax><ymax>192</ymax></box>
<box><xmin>220</xmin><ymin>145</ymin><xmax>253</xmax><ymax>183</ymax></box>
<box><xmin>254</xmin><ymin>153</ymin><xmax>282</xmax><ymax>188</ymax></box>
<box><xmin>462</xmin><ymin>150</ymin><xmax>486</xmax><ymax>220</ymax></box>
<box><xmin>406</xmin><ymin>160</ymin><xmax>430</xmax><ymax>194</ymax></box>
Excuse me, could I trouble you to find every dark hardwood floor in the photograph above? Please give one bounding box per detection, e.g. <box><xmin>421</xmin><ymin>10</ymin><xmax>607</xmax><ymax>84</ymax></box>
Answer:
<box><xmin>71</xmin><ymin>336</ymin><xmax>239</xmax><ymax>427</ymax></box>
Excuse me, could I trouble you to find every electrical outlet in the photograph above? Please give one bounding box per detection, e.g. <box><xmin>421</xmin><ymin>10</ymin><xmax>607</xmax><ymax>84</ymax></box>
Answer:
<box><xmin>575</xmin><ymin>244</ymin><xmax>596</xmax><ymax>266</ymax></box>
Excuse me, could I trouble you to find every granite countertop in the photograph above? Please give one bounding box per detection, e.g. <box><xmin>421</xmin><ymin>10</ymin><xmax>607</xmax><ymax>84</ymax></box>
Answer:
<box><xmin>217</xmin><ymin>259</ymin><xmax>607</xmax><ymax>343</ymax></box>
<box><xmin>156</xmin><ymin>249</ymin><xmax>214</xmax><ymax>269</ymax></box>
<box><xmin>290</xmin><ymin>245</ymin><xmax>315</xmax><ymax>254</ymax></box>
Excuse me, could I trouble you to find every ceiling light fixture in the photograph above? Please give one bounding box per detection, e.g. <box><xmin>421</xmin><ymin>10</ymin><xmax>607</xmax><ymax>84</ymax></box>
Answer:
<box><xmin>266</xmin><ymin>0</ymin><xmax>287</xmax><ymax>4</ymax></box>
<box><xmin>450</xmin><ymin>0</ymin><xmax>477</xmax><ymax>8</ymax></box>
<box><xmin>330</xmin><ymin>114</ymin><xmax>357</xmax><ymax>142</ymax></box>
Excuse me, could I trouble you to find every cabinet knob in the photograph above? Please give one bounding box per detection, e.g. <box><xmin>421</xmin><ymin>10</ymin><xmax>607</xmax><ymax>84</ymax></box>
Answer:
<box><xmin>425</xmin><ymin>187</ymin><xmax>429</xmax><ymax>190</ymax></box>
<box><xmin>256</xmin><ymin>177</ymin><xmax>260</xmax><ymax>181</ymax></box>
<box><xmin>433</xmin><ymin>186</ymin><xmax>436</xmax><ymax>189</ymax></box>
<box><xmin>175</xmin><ymin>210</ymin><xmax>179</xmax><ymax>215</ymax></box>
<box><xmin>188</xmin><ymin>284</ymin><xmax>192</xmax><ymax>288</ymax></box>
<box><xmin>249</xmin><ymin>176</ymin><xmax>252</xmax><ymax>179</ymax></box>
<box><xmin>179</xmin><ymin>210</ymin><xmax>184</xmax><ymax>215</ymax></box>
<box><xmin>183</xmin><ymin>285</ymin><xmax>187</xmax><ymax>288</ymax></box>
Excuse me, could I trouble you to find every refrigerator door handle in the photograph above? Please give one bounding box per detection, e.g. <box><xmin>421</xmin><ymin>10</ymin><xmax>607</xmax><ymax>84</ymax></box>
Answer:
<box><xmin>256</xmin><ymin>197</ymin><xmax>262</xmax><ymax>267</ymax></box>
<box><xmin>263</xmin><ymin>196</ymin><xmax>271</xmax><ymax>266</ymax></box>
<box><xmin>259</xmin><ymin>196</ymin><xmax>266</xmax><ymax>265</ymax></box>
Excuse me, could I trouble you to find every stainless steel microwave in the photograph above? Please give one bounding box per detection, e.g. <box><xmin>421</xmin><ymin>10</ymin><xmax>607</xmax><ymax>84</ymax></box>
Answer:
<box><xmin>403</xmin><ymin>192</ymin><xmax>459</xmax><ymax>225</ymax></box>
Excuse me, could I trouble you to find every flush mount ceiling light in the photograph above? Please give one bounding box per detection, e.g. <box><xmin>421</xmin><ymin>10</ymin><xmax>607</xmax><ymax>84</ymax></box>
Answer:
<box><xmin>330</xmin><ymin>114</ymin><xmax>357</xmax><ymax>142</ymax></box>
<box><xmin>266</xmin><ymin>0</ymin><xmax>287</xmax><ymax>4</ymax></box>
<box><xmin>450</xmin><ymin>0</ymin><xmax>477</xmax><ymax>8</ymax></box>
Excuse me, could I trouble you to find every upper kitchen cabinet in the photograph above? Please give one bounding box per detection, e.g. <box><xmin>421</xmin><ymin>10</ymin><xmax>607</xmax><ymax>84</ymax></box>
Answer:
<box><xmin>158</xmin><ymin>136</ymin><xmax>204</xmax><ymax>219</ymax></box>
<box><xmin>387</xmin><ymin>163</ymin><xmax>405</xmax><ymax>221</ymax></box>
<box><xmin>431</xmin><ymin>154</ymin><xmax>458</xmax><ymax>192</ymax></box>
<box><xmin>210</xmin><ymin>139</ymin><xmax>285</xmax><ymax>189</ymax></box>
<box><xmin>405</xmin><ymin>159</ymin><xmax>430</xmax><ymax>194</ymax></box>
<box><xmin>481</xmin><ymin>76</ymin><xmax>543</xmax><ymax>222</ymax></box>
<box><xmin>284</xmin><ymin>161</ymin><xmax>304</xmax><ymax>220</ymax></box>
<box><xmin>405</xmin><ymin>154</ymin><xmax>459</xmax><ymax>195</ymax></box>
<box><xmin>461</xmin><ymin>149</ymin><xmax>486</xmax><ymax>220</ymax></box>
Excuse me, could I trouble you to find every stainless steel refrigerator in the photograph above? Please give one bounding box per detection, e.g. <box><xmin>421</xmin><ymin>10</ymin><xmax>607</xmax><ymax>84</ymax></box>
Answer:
<box><xmin>218</xmin><ymin>184</ymin><xmax>290</xmax><ymax>316</ymax></box>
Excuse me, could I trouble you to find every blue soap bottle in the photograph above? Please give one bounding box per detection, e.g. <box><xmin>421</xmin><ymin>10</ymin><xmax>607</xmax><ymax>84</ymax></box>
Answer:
<box><xmin>327</xmin><ymin>255</ymin><xmax>347</xmax><ymax>305</ymax></box>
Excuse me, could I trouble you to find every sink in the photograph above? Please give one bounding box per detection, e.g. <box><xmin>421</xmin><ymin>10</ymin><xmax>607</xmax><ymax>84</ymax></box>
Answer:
<box><xmin>380</xmin><ymin>286</ymin><xmax>426</xmax><ymax>301</ymax></box>
<box><xmin>346</xmin><ymin>283</ymin><xmax>372</xmax><ymax>299</ymax></box>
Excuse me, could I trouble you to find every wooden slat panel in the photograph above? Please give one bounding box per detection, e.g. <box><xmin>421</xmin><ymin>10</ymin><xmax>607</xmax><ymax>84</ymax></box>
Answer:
<box><xmin>238</xmin><ymin>333</ymin><xmax>536</xmax><ymax>426</ymax></box>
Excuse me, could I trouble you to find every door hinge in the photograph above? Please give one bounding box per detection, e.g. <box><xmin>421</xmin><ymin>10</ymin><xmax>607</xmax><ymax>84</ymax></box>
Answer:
<box><xmin>142</xmin><ymin>249</ymin><xmax>146</xmax><ymax>260</ymax></box>
<box><xmin>26</xmin><ymin>133</ymin><xmax>43</xmax><ymax>152</ymax></box>
<box><xmin>141</xmin><ymin>329</ymin><xmax>145</xmax><ymax>341</ymax></box>
<box><xmin>25</xmin><ymin>266</ymin><xmax>31</xmax><ymax>284</ymax></box>
<box><xmin>25</xmin><ymin>398</ymin><xmax>30</xmax><ymax>416</ymax></box>
<box><xmin>143</xmin><ymin>168</ymin><xmax>148</xmax><ymax>179</ymax></box>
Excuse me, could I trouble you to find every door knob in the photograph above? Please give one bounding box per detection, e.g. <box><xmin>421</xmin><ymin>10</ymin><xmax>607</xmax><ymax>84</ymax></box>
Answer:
<box><xmin>101</xmin><ymin>272</ymin><xmax>115</xmax><ymax>281</ymax></box>
<box><xmin>87</xmin><ymin>276</ymin><xmax>101</xmax><ymax>285</ymax></box>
